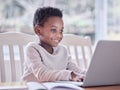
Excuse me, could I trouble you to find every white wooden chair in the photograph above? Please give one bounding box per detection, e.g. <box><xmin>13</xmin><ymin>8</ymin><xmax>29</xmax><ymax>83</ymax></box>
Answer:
<box><xmin>0</xmin><ymin>32</ymin><xmax>38</xmax><ymax>82</ymax></box>
<box><xmin>0</xmin><ymin>32</ymin><xmax>92</xmax><ymax>82</ymax></box>
<box><xmin>60</xmin><ymin>34</ymin><xmax>92</xmax><ymax>70</ymax></box>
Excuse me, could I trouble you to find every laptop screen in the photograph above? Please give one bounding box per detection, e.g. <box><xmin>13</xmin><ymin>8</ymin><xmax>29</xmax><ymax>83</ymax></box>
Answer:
<box><xmin>82</xmin><ymin>40</ymin><xmax>120</xmax><ymax>87</ymax></box>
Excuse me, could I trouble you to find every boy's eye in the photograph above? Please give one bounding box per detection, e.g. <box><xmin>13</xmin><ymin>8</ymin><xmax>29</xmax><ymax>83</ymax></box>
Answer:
<box><xmin>51</xmin><ymin>29</ymin><xmax>57</xmax><ymax>33</ymax></box>
<box><xmin>60</xmin><ymin>30</ymin><xmax>63</xmax><ymax>33</ymax></box>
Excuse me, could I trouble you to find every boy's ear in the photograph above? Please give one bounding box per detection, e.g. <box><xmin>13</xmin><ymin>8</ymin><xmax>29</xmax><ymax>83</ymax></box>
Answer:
<box><xmin>34</xmin><ymin>25</ymin><xmax>42</xmax><ymax>35</ymax></box>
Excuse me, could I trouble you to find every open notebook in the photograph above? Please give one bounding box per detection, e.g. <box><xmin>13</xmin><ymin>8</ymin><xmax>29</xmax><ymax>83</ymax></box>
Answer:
<box><xmin>27</xmin><ymin>82</ymin><xmax>83</xmax><ymax>90</ymax></box>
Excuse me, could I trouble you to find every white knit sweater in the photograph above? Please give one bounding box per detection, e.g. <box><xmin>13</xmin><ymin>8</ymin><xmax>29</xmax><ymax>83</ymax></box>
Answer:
<box><xmin>22</xmin><ymin>42</ymin><xmax>83</xmax><ymax>82</ymax></box>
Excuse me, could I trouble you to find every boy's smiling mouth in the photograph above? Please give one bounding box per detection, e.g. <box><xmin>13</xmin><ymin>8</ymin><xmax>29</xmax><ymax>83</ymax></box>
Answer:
<box><xmin>53</xmin><ymin>39</ymin><xmax>60</xmax><ymax>43</ymax></box>
<box><xmin>52</xmin><ymin>39</ymin><xmax>61</xmax><ymax>45</ymax></box>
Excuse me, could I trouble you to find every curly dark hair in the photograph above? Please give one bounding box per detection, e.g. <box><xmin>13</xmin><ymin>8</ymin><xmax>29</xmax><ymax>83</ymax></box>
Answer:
<box><xmin>33</xmin><ymin>7</ymin><xmax>63</xmax><ymax>27</ymax></box>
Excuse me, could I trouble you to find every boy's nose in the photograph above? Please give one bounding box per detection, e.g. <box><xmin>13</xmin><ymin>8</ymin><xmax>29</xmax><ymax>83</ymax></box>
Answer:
<box><xmin>56</xmin><ymin>33</ymin><xmax>62</xmax><ymax>38</ymax></box>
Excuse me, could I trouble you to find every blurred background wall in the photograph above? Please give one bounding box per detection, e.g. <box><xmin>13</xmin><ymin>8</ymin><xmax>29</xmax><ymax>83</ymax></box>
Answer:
<box><xmin>0</xmin><ymin>0</ymin><xmax>120</xmax><ymax>44</ymax></box>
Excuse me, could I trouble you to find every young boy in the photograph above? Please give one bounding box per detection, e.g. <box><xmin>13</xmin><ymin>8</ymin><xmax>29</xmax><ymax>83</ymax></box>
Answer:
<box><xmin>22</xmin><ymin>7</ymin><xmax>85</xmax><ymax>83</ymax></box>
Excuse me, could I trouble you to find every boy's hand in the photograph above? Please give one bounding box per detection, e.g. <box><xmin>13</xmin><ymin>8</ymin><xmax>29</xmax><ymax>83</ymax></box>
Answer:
<box><xmin>71</xmin><ymin>72</ymin><xmax>85</xmax><ymax>82</ymax></box>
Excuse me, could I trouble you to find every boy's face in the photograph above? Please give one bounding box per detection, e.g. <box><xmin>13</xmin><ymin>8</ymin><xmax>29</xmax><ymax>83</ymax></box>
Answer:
<box><xmin>36</xmin><ymin>16</ymin><xmax>64</xmax><ymax>47</ymax></box>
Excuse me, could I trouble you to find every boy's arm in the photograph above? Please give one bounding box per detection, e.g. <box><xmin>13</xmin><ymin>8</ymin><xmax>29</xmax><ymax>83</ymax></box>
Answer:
<box><xmin>67</xmin><ymin>55</ymin><xmax>86</xmax><ymax>75</ymax></box>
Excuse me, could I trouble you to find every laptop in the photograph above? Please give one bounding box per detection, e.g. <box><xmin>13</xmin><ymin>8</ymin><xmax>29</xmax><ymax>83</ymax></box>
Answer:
<box><xmin>81</xmin><ymin>40</ymin><xmax>120</xmax><ymax>87</ymax></box>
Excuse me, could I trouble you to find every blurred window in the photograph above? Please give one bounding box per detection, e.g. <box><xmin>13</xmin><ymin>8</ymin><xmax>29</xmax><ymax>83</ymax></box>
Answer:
<box><xmin>0</xmin><ymin>0</ymin><xmax>120</xmax><ymax>42</ymax></box>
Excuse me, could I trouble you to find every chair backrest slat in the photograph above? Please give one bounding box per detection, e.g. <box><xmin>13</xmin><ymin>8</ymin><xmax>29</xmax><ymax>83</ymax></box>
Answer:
<box><xmin>9</xmin><ymin>45</ymin><xmax>16</xmax><ymax>81</ymax></box>
<box><xmin>0</xmin><ymin>45</ymin><xmax>5</xmax><ymax>82</ymax></box>
<box><xmin>19</xmin><ymin>45</ymin><xmax>25</xmax><ymax>74</ymax></box>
